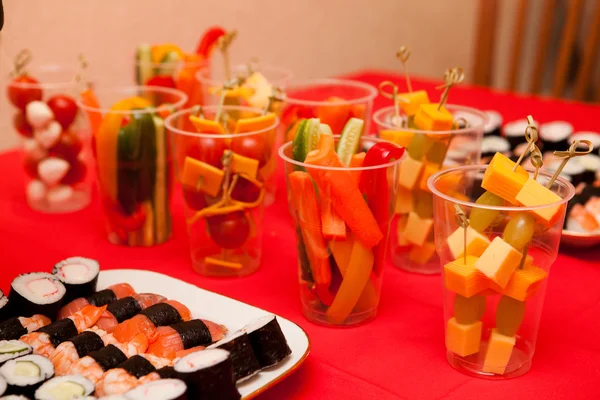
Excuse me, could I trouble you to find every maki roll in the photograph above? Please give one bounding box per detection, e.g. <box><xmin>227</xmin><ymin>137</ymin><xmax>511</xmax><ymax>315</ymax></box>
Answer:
<box><xmin>0</xmin><ymin>355</ymin><xmax>54</xmax><ymax>398</ymax></box>
<box><xmin>68</xmin><ymin>345</ymin><xmax>127</xmax><ymax>384</ymax></box>
<box><xmin>243</xmin><ymin>315</ymin><xmax>292</xmax><ymax>369</ymax></box>
<box><xmin>126</xmin><ymin>379</ymin><xmax>188</xmax><ymax>400</ymax></box>
<box><xmin>52</xmin><ymin>258</ymin><xmax>100</xmax><ymax>304</ymax></box>
<box><xmin>208</xmin><ymin>331</ymin><xmax>260</xmax><ymax>382</ymax></box>
<box><xmin>0</xmin><ymin>316</ymin><xmax>51</xmax><ymax>341</ymax></box>
<box><xmin>0</xmin><ymin>376</ymin><xmax>5</xmax><ymax>397</ymax></box>
<box><xmin>50</xmin><ymin>330</ymin><xmax>105</xmax><ymax>375</ymax></box>
<box><xmin>483</xmin><ymin>110</ymin><xmax>503</xmax><ymax>136</ymax></box>
<box><xmin>34</xmin><ymin>375</ymin><xmax>94</xmax><ymax>400</ymax></box>
<box><xmin>9</xmin><ymin>273</ymin><xmax>66</xmax><ymax>321</ymax></box>
<box><xmin>503</xmin><ymin>118</ymin><xmax>538</xmax><ymax>150</ymax></box>
<box><xmin>540</xmin><ymin>121</ymin><xmax>573</xmax><ymax>153</ymax></box>
<box><xmin>0</xmin><ymin>291</ymin><xmax>10</xmax><ymax>323</ymax></box>
<box><xmin>546</xmin><ymin>159</ymin><xmax>586</xmax><ymax>186</ymax></box>
<box><xmin>579</xmin><ymin>154</ymin><xmax>600</xmax><ymax>184</ymax></box>
<box><xmin>571</xmin><ymin>131</ymin><xmax>600</xmax><ymax>156</ymax></box>
<box><xmin>0</xmin><ymin>342</ymin><xmax>32</xmax><ymax>366</ymax></box>
<box><xmin>94</xmin><ymin>293</ymin><xmax>164</xmax><ymax>333</ymax></box>
<box><xmin>147</xmin><ymin>319</ymin><xmax>227</xmax><ymax>360</ymax></box>
<box><xmin>58</xmin><ymin>283</ymin><xmax>135</xmax><ymax>320</ymax></box>
<box><xmin>0</xmin><ymin>396</ymin><xmax>29</xmax><ymax>400</ymax></box>
<box><xmin>174</xmin><ymin>349</ymin><xmax>240</xmax><ymax>400</ymax></box>
<box><xmin>481</xmin><ymin>136</ymin><xmax>510</xmax><ymax>162</ymax></box>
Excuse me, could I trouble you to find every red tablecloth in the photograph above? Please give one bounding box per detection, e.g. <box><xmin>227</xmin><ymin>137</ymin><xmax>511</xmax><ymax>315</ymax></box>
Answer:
<box><xmin>1</xmin><ymin>71</ymin><xmax>599</xmax><ymax>399</ymax></box>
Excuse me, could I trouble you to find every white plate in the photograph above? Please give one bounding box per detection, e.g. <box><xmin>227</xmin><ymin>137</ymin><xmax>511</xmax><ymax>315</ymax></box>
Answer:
<box><xmin>98</xmin><ymin>269</ymin><xmax>310</xmax><ymax>399</ymax></box>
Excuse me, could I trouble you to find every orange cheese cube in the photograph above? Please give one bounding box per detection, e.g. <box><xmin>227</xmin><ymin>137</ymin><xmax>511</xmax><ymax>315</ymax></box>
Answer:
<box><xmin>189</xmin><ymin>115</ymin><xmax>226</xmax><ymax>134</ymax></box>
<box><xmin>419</xmin><ymin>162</ymin><xmax>441</xmax><ymax>192</ymax></box>
<box><xmin>397</xmin><ymin>215</ymin><xmax>410</xmax><ymax>247</ymax></box>
<box><xmin>408</xmin><ymin>242</ymin><xmax>437</xmax><ymax>264</ymax></box>
<box><xmin>181</xmin><ymin>157</ymin><xmax>224</xmax><ymax>197</ymax></box>
<box><xmin>447</xmin><ymin>226</ymin><xmax>491</xmax><ymax>260</ymax></box>
<box><xmin>446</xmin><ymin>317</ymin><xmax>482</xmax><ymax>357</ymax></box>
<box><xmin>380</xmin><ymin>130</ymin><xmax>414</xmax><ymax>148</ymax></box>
<box><xmin>398</xmin><ymin>156</ymin><xmax>425</xmax><ymax>190</ymax></box>
<box><xmin>230</xmin><ymin>152</ymin><xmax>259</xmax><ymax>179</ymax></box>
<box><xmin>443</xmin><ymin>255</ymin><xmax>489</xmax><ymax>298</ymax></box>
<box><xmin>501</xmin><ymin>265</ymin><xmax>548</xmax><ymax>301</ymax></box>
<box><xmin>515</xmin><ymin>179</ymin><xmax>562</xmax><ymax>224</ymax></box>
<box><xmin>481</xmin><ymin>153</ymin><xmax>529</xmax><ymax>204</ymax></box>
<box><xmin>414</xmin><ymin>104</ymin><xmax>454</xmax><ymax>131</ymax></box>
<box><xmin>482</xmin><ymin>329</ymin><xmax>516</xmax><ymax>375</ymax></box>
<box><xmin>475</xmin><ymin>237</ymin><xmax>522</xmax><ymax>289</ymax></box>
<box><xmin>395</xmin><ymin>186</ymin><xmax>413</xmax><ymax>214</ymax></box>
<box><xmin>404</xmin><ymin>212</ymin><xmax>434</xmax><ymax>246</ymax></box>
<box><xmin>397</xmin><ymin>90</ymin><xmax>430</xmax><ymax>117</ymax></box>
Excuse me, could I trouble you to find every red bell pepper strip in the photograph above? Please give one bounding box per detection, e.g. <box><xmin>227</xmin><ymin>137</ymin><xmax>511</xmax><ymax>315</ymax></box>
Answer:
<box><xmin>359</xmin><ymin>142</ymin><xmax>405</xmax><ymax>274</ymax></box>
<box><xmin>195</xmin><ymin>26</ymin><xmax>227</xmax><ymax>57</ymax></box>
<box><xmin>288</xmin><ymin>171</ymin><xmax>333</xmax><ymax>306</ymax></box>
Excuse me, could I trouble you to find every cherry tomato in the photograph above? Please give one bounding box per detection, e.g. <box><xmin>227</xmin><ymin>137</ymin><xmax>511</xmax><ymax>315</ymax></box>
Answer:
<box><xmin>60</xmin><ymin>159</ymin><xmax>87</xmax><ymax>185</ymax></box>
<box><xmin>184</xmin><ymin>137</ymin><xmax>227</xmax><ymax>168</ymax></box>
<box><xmin>49</xmin><ymin>131</ymin><xmax>83</xmax><ymax>162</ymax></box>
<box><xmin>231</xmin><ymin>177</ymin><xmax>261</xmax><ymax>203</ymax></box>
<box><xmin>7</xmin><ymin>75</ymin><xmax>43</xmax><ymax>110</ymax></box>
<box><xmin>146</xmin><ymin>75</ymin><xmax>177</xmax><ymax>89</ymax></box>
<box><xmin>207</xmin><ymin>211</ymin><xmax>250</xmax><ymax>249</ymax></box>
<box><xmin>47</xmin><ymin>95</ymin><xmax>78</xmax><ymax>130</ymax></box>
<box><xmin>13</xmin><ymin>112</ymin><xmax>33</xmax><ymax>138</ymax></box>
<box><xmin>231</xmin><ymin>134</ymin><xmax>267</xmax><ymax>166</ymax></box>
<box><xmin>182</xmin><ymin>186</ymin><xmax>208</xmax><ymax>210</ymax></box>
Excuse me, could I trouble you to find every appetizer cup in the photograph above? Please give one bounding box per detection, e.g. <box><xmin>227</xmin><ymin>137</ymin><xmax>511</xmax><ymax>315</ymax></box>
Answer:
<box><xmin>280</xmin><ymin>137</ymin><xmax>405</xmax><ymax>326</ymax></box>
<box><xmin>428</xmin><ymin>165</ymin><xmax>574</xmax><ymax>379</ymax></box>
<box><xmin>373</xmin><ymin>105</ymin><xmax>487</xmax><ymax>274</ymax></box>
<box><xmin>166</xmin><ymin>105</ymin><xmax>279</xmax><ymax>277</ymax></box>
<box><xmin>7</xmin><ymin>65</ymin><xmax>93</xmax><ymax>213</ymax></box>
<box><xmin>78</xmin><ymin>86</ymin><xmax>188</xmax><ymax>246</ymax></box>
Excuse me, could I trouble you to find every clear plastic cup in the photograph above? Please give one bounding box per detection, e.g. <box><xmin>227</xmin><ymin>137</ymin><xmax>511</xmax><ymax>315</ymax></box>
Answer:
<box><xmin>428</xmin><ymin>165</ymin><xmax>575</xmax><ymax>379</ymax></box>
<box><xmin>373</xmin><ymin>104</ymin><xmax>487</xmax><ymax>274</ymax></box>
<box><xmin>77</xmin><ymin>86</ymin><xmax>188</xmax><ymax>246</ymax></box>
<box><xmin>166</xmin><ymin>105</ymin><xmax>279</xmax><ymax>277</ymax></box>
<box><xmin>6</xmin><ymin>65</ymin><xmax>93</xmax><ymax>213</ymax></box>
<box><xmin>279</xmin><ymin>136</ymin><xmax>405</xmax><ymax>326</ymax></box>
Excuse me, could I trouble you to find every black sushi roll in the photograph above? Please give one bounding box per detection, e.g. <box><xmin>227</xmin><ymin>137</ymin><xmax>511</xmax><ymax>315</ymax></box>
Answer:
<box><xmin>174</xmin><ymin>349</ymin><xmax>240</xmax><ymax>400</ymax></box>
<box><xmin>8</xmin><ymin>274</ymin><xmax>66</xmax><ymax>321</ymax></box>
<box><xmin>483</xmin><ymin>110</ymin><xmax>503</xmax><ymax>136</ymax></box>
<box><xmin>243</xmin><ymin>315</ymin><xmax>291</xmax><ymax>369</ymax></box>
<box><xmin>0</xmin><ymin>342</ymin><xmax>32</xmax><ymax>366</ymax></box>
<box><xmin>140</xmin><ymin>303</ymin><xmax>183</xmax><ymax>327</ymax></box>
<box><xmin>546</xmin><ymin>159</ymin><xmax>586</xmax><ymax>186</ymax></box>
<box><xmin>68</xmin><ymin>331</ymin><xmax>105</xmax><ymax>359</ymax></box>
<box><xmin>503</xmin><ymin>119</ymin><xmax>537</xmax><ymax>150</ymax></box>
<box><xmin>84</xmin><ymin>345</ymin><xmax>127</xmax><ymax>373</ymax></box>
<box><xmin>0</xmin><ymin>291</ymin><xmax>11</xmax><ymax>323</ymax></box>
<box><xmin>0</xmin><ymin>320</ymin><xmax>28</xmax><ymax>342</ymax></box>
<box><xmin>34</xmin><ymin>375</ymin><xmax>94</xmax><ymax>400</ymax></box>
<box><xmin>579</xmin><ymin>154</ymin><xmax>600</xmax><ymax>184</ymax></box>
<box><xmin>126</xmin><ymin>378</ymin><xmax>188</xmax><ymax>400</ymax></box>
<box><xmin>115</xmin><ymin>355</ymin><xmax>156</xmax><ymax>379</ymax></box>
<box><xmin>540</xmin><ymin>121</ymin><xmax>573</xmax><ymax>153</ymax></box>
<box><xmin>571</xmin><ymin>131</ymin><xmax>600</xmax><ymax>156</ymax></box>
<box><xmin>34</xmin><ymin>319</ymin><xmax>78</xmax><ymax>349</ymax></box>
<box><xmin>208</xmin><ymin>331</ymin><xmax>260</xmax><ymax>382</ymax></box>
<box><xmin>52</xmin><ymin>257</ymin><xmax>100</xmax><ymax>304</ymax></box>
<box><xmin>0</xmin><ymin>355</ymin><xmax>54</xmax><ymax>398</ymax></box>
<box><xmin>481</xmin><ymin>136</ymin><xmax>510</xmax><ymax>161</ymax></box>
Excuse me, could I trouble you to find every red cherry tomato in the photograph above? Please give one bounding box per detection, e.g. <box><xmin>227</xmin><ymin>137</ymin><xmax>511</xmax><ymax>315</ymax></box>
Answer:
<box><xmin>60</xmin><ymin>159</ymin><xmax>87</xmax><ymax>185</ymax></box>
<box><xmin>49</xmin><ymin>131</ymin><xmax>83</xmax><ymax>162</ymax></box>
<box><xmin>7</xmin><ymin>75</ymin><xmax>43</xmax><ymax>110</ymax></box>
<box><xmin>184</xmin><ymin>137</ymin><xmax>227</xmax><ymax>168</ymax></box>
<box><xmin>231</xmin><ymin>134</ymin><xmax>267</xmax><ymax>166</ymax></box>
<box><xmin>47</xmin><ymin>95</ymin><xmax>78</xmax><ymax>130</ymax></box>
<box><xmin>146</xmin><ymin>75</ymin><xmax>177</xmax><ymax>89</ymax></box>
<box><xmin>13</xmin><ymin>112</ymin><xmax>33</xmax><ymax>138</ymax></box>
<box><xmin>206</xmin><ymin>211</ymin><xmax>250</xmax><ymax>249</ymax></box>
<box><xmin>182</xmin><ymin>186</ymin><xmax>208</xmax><ymax>210</ymax></box>
<box><xmin>230</xmin><ymin>177</ymin><xmax>261</xmax><ymax>203</ymax></box>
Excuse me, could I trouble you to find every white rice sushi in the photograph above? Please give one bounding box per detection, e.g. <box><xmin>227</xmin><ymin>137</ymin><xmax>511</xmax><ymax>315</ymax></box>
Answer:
<box><xmin>174</xmin><ymin>349</ymin><xmax>239</xmax><ymax>400</ymax></box>
<box><xmin>571</xmin><ymin>131</ymin><xmax>600</xmax><ymax>156</ymax></box>
<box><xmin>579</xmin><ymin>154</ymin><xmax>600</xmax><ymax>184</ymax></box>
<box><xmin>52</xmin><ymin>257</ymin><xmax>100</xmax><ymax>304</ymax></box>
<box><xmin>503</xmin><ymin>118</ymin><xmax>539</xmax><ymax>150</ymax></box>
<box><xmin>540</xmin><ymin>121</ymin><xmax>573</xmax><ymax>153</ymax></box>
<box><xmin>0</xmin><ymin>375</ymin><xmax>6</xmax><ymax>397</ymax></box>
<box><xmin>126</xmin><ymin>379</ymin><xmax>188</xmax><ymax>400</ymax></box>
<box><xmin>9</xmin><ymin>274</ymin><xmax>66</xmax><ymax>321</ymax></box>
<box><xmin>34</xmin><ymin>375</ymin><xmax>94</xmax><ymax>400</ymax></box>
<box><xmin>483</xmin><ymin>110</ymin><xmax>503</xmax><ymax>136</ymax></box>
<box><xmin>0</xmin><ymin>355</ymin><xmax>54</xmax><ymax>398</ymax></box>
<box><xmin>0</xmin><ymin>341</ymin><xmax>32</xmax><ymax>366</ymax></box>
<box><xmin>546</xmin><ymin>159</ymin><xmax>586</xmax><ymax>186</ymax></box>
<box><xmin>0</xmin><ymin>291</ymin><xmax>9</xmax><ymax>323</ymax></box>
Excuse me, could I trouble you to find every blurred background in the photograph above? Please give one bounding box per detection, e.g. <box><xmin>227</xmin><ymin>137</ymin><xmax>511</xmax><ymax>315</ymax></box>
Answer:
<box><xmin>0</xmin><ymin>0</ymin><xmax>599</xmax><ymax>151</ymax></box>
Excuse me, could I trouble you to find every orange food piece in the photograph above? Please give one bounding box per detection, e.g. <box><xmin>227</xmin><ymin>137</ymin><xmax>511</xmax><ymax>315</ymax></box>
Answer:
<box><xmin>398</xmin><ymin>156</ymin><xmax>425</xmax><ymax>190</ymax></box>
<box><xmin>443</xmin><ymin>255</ymin><xmax>489</xmax><ymax>298</ymax></box>
<box><xmin>321</xmin><ymin>182</ymin><xmax>346</xmax><ymax>241</ymax></box>
<box><xmin>570</xmin><ymin>204</ymin><xmax>600</xmax><ymax>231</ymax></box>
<box><xmin>230</xmin><ymin>153</ymin><xmax>259</xmax><ymax>179</ymax></box>
<box><xmin>490</xmin><ymin>264</ymin><xmax>548</xmax><ymax>301</ymax></box>
<box><xmin>482</xmin><ymin>329</ymin><xmax>516</xmax><ymax>375</ymax></box>
<box><xmin>316</xmin><ymin>97</ymin><xmax>351</xmax><ymax>134</ymax></box>
<box><xmin>396</xmin><ymin>215</ymin><xmax>410</xmax><ymax>247</ymax></box>
<box><xmin>445</xmin><ymin>317</ymin><xmax>482</xmax><ymax>357</ymax></box>
<box><xmin>349</xmin><ymin>152</ymin><xmax>366</xmax><ymax>182</ymax></box>
<box><xmin>408</xmin><ymin>242</ymin><xmax>437</xmax><ymax>264</ymax></box>
<box><xmin>481</xmin><ymin>153</ymin><xmax>529</xmax><ymax>204</ymax></box>
<box><xmin>181</xmin><ymin>157</ymin><xmax>224</xmax><ymax>197</ymax></box>
<box><xmin>446</xmin><ymin>226</ymin><xmax>491</xmax><ymax>260</ymax></box>
<box><xmin>397</xmin><ymin>90</ymin><xmax>430</xmax><ymax>117</ymax></box>
<box><xmin>189</xmin><ymin>115</ymin><xmax>225</xmax><ymax>134</ymax></box>
<box><xmin>151</xmin><ymin>43</ymin><xmax>184</xmax><ymax>63</ymax></box>
<box><xmin>414</xmin><ymin>104</ymin><xmax>454</xmax><ymax>131</ymax></box>
<box><xmin>80</xmin><ymin>89</ymin><xmax>103</xmax><ymax>135</ymax></box>
<box><xmin>379</xmin><ymin>130</ymin><xmax>414</xmax><ymax>148</ymax></box>
<box><xmin>419</xmin><ymin>162</ymin><xmax>441</xmax><ymax>193</ymax></box>
<box><xmin>403</xmin><ymin>212</ymin><xmax>434</xmax><ymax>247</ymax></box>
<box><xmin>205</xmin><ymin>257</ymin><xmax>243</xmax><ymax>270</ymax></box>
<box><xmin>474</xmin><ymin>237</ymin><xmax>522</xmax><ymax>289</ymax></box>
<box><xmin>515</xmin><ymin>178</ymin><xmax>563</xmax><ymax>225</ymax></box>
<box><xmin>234</xmin><ymin>114</ymin><xmax>276</xmax><ymax>133</ymax></box>
<box><xmin>395</xmin><ymin>186</ymin><xmax>413</xmax><ymax>214</ymax></box>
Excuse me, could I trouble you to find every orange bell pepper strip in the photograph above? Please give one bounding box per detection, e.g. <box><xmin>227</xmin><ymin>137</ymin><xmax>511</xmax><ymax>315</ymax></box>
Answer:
<box><xmin>189</xmin><ymin>115</ymin><xmax>225</xmax><ymax>134</ymax></box>
<box><xmin>316</xmin><ymin>97</ymin><xmax>351</xmax><ymax>134</ymax></box>
<box><xmin>349</xmin><ymin>152</ymin><xmax>366</xmax><ymax>182</ymax></box>
<box><xmin>289</xmin><ymin>171</ymin><xmax>333</xmax><ymax>305</ymax></box>
<box><xmin>80</xmin><ymin>88</ymin><xmax>103</xmax><ymax>135</ymax></box>
<box><xmin>234</xmin><ymin>114</ymin><xmax>276</xmax><ymax>133</ymax></box>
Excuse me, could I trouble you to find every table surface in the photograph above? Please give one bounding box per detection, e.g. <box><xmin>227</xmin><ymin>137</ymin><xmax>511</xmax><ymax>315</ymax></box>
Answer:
<box><xmin>1</xmin><ymin>70</ymin><xmax>599</xmax><ymax>400</ymax></box>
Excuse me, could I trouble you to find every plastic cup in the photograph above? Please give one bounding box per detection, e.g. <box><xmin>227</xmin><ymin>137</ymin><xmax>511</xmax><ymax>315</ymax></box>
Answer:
<box><xmin>373</xmin><ymin>105</ymin><xmax>487</xmax><ymax>274</ymax></box>
<box><xmin>428</xmin><ymin>165</ymin><xmax>575</xmax><ymax>379</ymax></box>
<box><xmin>166</xmin><ymin>105</ymin><xmax>279</xmax><ymax>277</ymax></box>
<box><xmin>279</xmin><ymin>136</ymin><xmax>405</xmax><ymax>326</ymax></box>
<box><xmin>77</xmin><ymin>85</ymin><xmax>188</xmax><ymax>246</ymax></box>
<box><xmin>6</xmin><ymin>65</ymin><xmax>93</xmax><ymax>213</ymax></box>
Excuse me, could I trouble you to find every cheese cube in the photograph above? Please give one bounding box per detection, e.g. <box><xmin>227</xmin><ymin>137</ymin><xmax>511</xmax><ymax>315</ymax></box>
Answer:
<box><xmin>398</xmin><ymin>156</ymin><xmax>425</xmax><ymax>190</ymax></box>
<box><xmin>446</xmin><ymin>317</ymin><xmax>482</xmax><ymax>357</ymax></box>
<box><xmin>447</xmin><ymin>226</ymin><xmax>491</xmax><ymax>260</ymax></box>
<box><xmin>380</xmin><ymin>129</ymin><xmax>414</xmax><ymax>148</ymax></box>
<box><xmin>181</xmin><ymin>157</ymin><xmax>224</xmax><ymax>197</ymax></box>
<box><xmin>396</xmin><ymin>215</ymin><xmax>410</xmax><ymax>247</ymax></box>
<box><xmin>443</xmin><ymin>255</ymin><xmax>489</xmax><ymax>298</ymax></box>
<box><xmin>404</xmin><ymin>212</ymin><xmax>434</xmax><ymax>246</ymax></box>
<box><xmin>475</xmin><ymin>237</ymin><xmax>522</xmax><ymax>289</ymax></box>
<box><xmin>482</xmin><ymin>329</ymin><xmax>516</xmax><ymax>374</ymax></box>
<box><xmin>419</xmin><ymin>162</ymin><xmax>441</xmax><ymax>192</ymax></box>
<box><xmin>481</xmin><ymin>153</ymin><xmax>529</xmax><ymax>204</ymax></box>
<box><xmin>230</xmin><ymin>152</ymin><xmax>259</xmax><ymax>179</ymax></box>
<box><xmin>408</xmin><ymin>242</ymin><xmax>437</xmax><ymax>264</ymax></box>
<box><xmin>515</xmin><ymin>178</ymin><xmax>562</xmax><ymax>225</ymax></box>
<box><xmin>501</xmin><ymin>265</ymin><xmax>548</xmax><ymax>301</ymax></box>
<box><xmin>414</xmin><ymin>104</ymin><xmax>454</xmax><ymax>131</ymax></box>
<box><xmin>397</xmin><ymin>90</ymin><xmax>430</xmax><ymax>117</ymax></box>
<box><xmin>395</xmin><ymin>186</ymin><xmax>413</xmax><ymax>214</ymax></box>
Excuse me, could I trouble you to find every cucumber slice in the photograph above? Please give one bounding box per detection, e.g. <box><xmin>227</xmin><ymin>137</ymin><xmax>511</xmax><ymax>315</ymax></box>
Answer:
<box><xmin>336</xmin><ymin>118</ymin><xmax>364</xmax><ymax>166</ymax></box>
<box><xmin>292</xmin><ymin>118</ymin><xmax>321</xmax><ymax>162</ymax></box>
<box><xmin>136</xmin><ymin>44</ymin><xmax>154</xmax><ymax>85</ymax></box>
<box><xmin>15</xmin><ymin>360</ymin><xmax>40</xmax><ymax>377</ymax></box>
<box><xmin>319</xmin><ymin>123</ymin><xmax>333</xmax><ymax>137</ymax></box>
<box><xmin>155</xmin><ymin>51</ymin><xmax>181</xmax><ymax>76</ymax></box>
<box><xmin>0</xmin><ymin>342</ymin><xmax>29</xmax><ymax>355</ymax></box>
<box><xmin>48</xmin><ymin>381</ymin><xmax>85</xmax><ymax>399</ymax></box>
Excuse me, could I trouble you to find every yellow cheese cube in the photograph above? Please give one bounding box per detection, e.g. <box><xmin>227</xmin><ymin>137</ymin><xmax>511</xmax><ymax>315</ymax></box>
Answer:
<box><xmin>398</xmin><ymin>156</ymin><xmax>425</xmax><ymax>190</ymax></box>
<box><xmin>404</xmin><ymin>212</ymin><xmax>434</xmax><ymax>246</ymax></box>
<box><xmin>408</xmin><ymin>242</ymin><xmax>437</xmax><ymax>264</ymax></box>
<box><xmin>501</xmin><ymin>265</ymin><xmax>548</xmax><ymax>301</ymax></box>
<box><xmin>380</xmin><ymin>130</ymin><xmax>414</xmax><ymax>148</ymax></box>
<box><xmin>443</xmin><ymin>255</ymin><xmax>489</xmax><ymax>298</ymax></box>
<box><xmin>397</xmin><ymin>90</ymin><xmax>430</xmax><ymax>117</ymax></box>
<box><xmin>397</xmin><ymin>215</ymin><xmax>410</xmax><ymax>247</ymax></box>
<box><xmin>482</xmin><ymin>328</ymin><xmax>516</xmax><ymax>375</ymax></box>
<box><xmin>481</xmin><ymin>153</ymin><xmax>529</xmax><ymax>204</ymax></box>
<box><xmin>181</xmin><ymin>157</ymin><xmax>224</xmax><ymax>197</ymax></box>
<box><xmin>419</xmin><ymin>162</ymin><xmax>441</xmax><ymax>193</ymax></box>
<box><xmin>446</xmin><ymin>317</ymin><xmax>482</xmax><ymax>357</ymax></box>
<box><xmin>515</xmin><ymin>179</ymin><xmax>562</xmax><ymax>225</ymax></box>
<box><xmin>446</xmin><ymin>226</ymin><xmax>491</xmax><ymax>260</ymax></box>
<box><xmin>414</xmin><ymin>104</ymin><xmax>454</xmax><ymax>131</ymax></box>
<box><xmin>475</xmin><ymin>237</ymin><xmax>522</xmax><ymax>289</ymax></box>
<box><xmin>230</xmin><ymin>152</ymin><xmax>259</xmax><ymax>179</ymax></box>
<box><xmin>395</xmin><ymin>186</ymin><xmax>413</xmax><ymax>214</ymax></box>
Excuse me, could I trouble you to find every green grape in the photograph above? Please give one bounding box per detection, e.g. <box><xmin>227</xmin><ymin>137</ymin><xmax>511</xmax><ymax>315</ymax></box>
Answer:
<box><xmin>469</xmin><ymin>191</ymin><xmax>504</xmax><ymax>232</ymax></box>
<box><xmin>496</xmin><ymin>296</ymin><xmax>526</xmax><ymax>336</ymax></box>
<box><xmin>454</xmin><ymin>294</ymin><xmax>486</xmax><ymax>324</ymax></box>
<box><xmin>426</xmin><ymin>138</ymin><xmax>450</xmax><ymax>165</ymax></box>
<box><xmin>503</xmin><ymin>212</ymin><xmax>535</xmax><ymax>251</ymax></box>
<box><xmin>406</xmin><ymin>133</ymin><xmax>433</xmax><ymax>160</ymax></box>
<box><xmin>413</xmin><ymin>190</ymin><xmax>434</xmax><ymax>219</ymax></box>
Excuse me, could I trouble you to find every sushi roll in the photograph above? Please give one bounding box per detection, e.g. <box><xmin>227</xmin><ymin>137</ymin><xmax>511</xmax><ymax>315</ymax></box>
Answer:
<box><xmin>579</xmin><ymin>154</ymin><xmax>600</xmax><ymax>184</ymax></box>
<box><xmin>0</xmin><ymin>291</ymin><xmax>11</xmax><ymax>323</ymax></box>
<box><xmin>503</xmin><ymin>118</ymin><xmax>538</xmax><ymax>150</ymax></box>
<box><xmin>481</xmin><ymin>136</ymin><xmax>510</xmax><ymax>161</ymax></box>
<box><xmin>52</xmin><ymin>257</ymin><xmax>100</xmax><ymax>304</ymax></box>
<box><xmin>0</xmin><ymin>396</ymin><xmax>29</xmax><ymax>400</ymax></box>
<box><xmin>540</xmin><ymin>121</ymin><xmax>573</xmax><ymax>153</ymax></box>
<box><xmin>94</xmin><ymin>294</ymin><xmax>164</xmax><ymax>333</ymax></box>
<box><xmin>483</xmin><ymin>110</ymin><xmax>503</xmax><ymax>136</ymax></box>
<box><xmin>68</xmin><ymin>345</ymin><xmax>128</xmax><ymax>384</ymax></box>
<box><xmin>0</xmin><ymin>375</ymin><xmax>5</xmax><ymax>397</ymax></box>
<box><xmin>174</xmin><ymin>349</ymin><xmax>240</xmax><ymax>400</ymax></box>
<box><xmin>0</xmin><ymin>342</ymin><xmax>32</xmax><ymax>366</ymax></box>
<box><xmin>34</xmin><ymin>375</ymin><xmax>94</xmax><ymax>400</ymax></box>
<box><xmin>58</xmin><ymin>283</ymin><xmax>135</xmax><ymax>320</ymax></box>
<box><xmin>126</xmin><ymin>379</ymin><xmax>188</xmax><ymax>400</ymax></box>
<box><xmin>243</xmin><ymin>315</ymin><xmax>292</xmax><ymax>369</ymax></box>
<box><xmin>0</xmin><ymin>316</ymin><xmax>51</xmax><ymax>341</ymax></box>
<box><xmin>208</xmin><ymin>331</ymin><xmax>261</xmax><ymax>382</ymax></box>
<box><xmin>546</xmin><ymin>159</ymin><xmax>586</xmax><ymax>186</ymax></box>
<box><xmin>147</xmin><ymin>319</ymin><xmax>227</xmax><ymax>360</ymax></box>
<box><xmin>0</xmin><ymin>355</ymin><xmax>54</xmax><ymax>398</ymax></box>
<box><xmin>571</xmin><ymin>131</ymin><xmax>600</xmax><ymax>156</ymax></box>
<box><xmin>50</xmin><ymin>330</ymin><xmax>105</xmax><ymax>375</ymax></box>
<box><xmin>9</xmin><ymin>273</ymin><xmax>66</xmax><ymax>321</ymax></box>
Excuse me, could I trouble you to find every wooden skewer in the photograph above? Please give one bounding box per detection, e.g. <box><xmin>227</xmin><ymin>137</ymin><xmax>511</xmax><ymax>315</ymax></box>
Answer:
<box><xmin>396</xmin><ymin>46</ymin><xmax>413</xmax><ymax>92</ymax></box>
<box><xmin>454</xmin><ymin>204</ymin><xmax>470</xmax><ymax>264</ymax></box>
<box><xmin>436</xmin><ymin>67</ymin><xmax>464</xmax><ymax>111</ymax></box>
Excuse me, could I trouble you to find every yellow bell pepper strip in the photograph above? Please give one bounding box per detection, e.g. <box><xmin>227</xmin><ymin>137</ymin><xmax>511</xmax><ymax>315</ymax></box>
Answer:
<box><xmin>326</xmin><ymin>238</ymin><xmax>375</xmax><ymax>323</ymax></box>
<box><xmin>289</xmin><ymin>171</ymin><xmax>333</xmax><ymax>305</ymax></box>
<box><xmin>189</xmin><ymin>115</ymin><xmax>226</xmax><ymax>134</ymax></box>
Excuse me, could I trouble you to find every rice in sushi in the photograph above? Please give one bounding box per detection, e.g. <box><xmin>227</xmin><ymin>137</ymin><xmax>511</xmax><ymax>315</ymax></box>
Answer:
<box><xmin>483</xmin><ymin>110</ymin><xmax>503</xmax><ymax>136</ymax></box>
<box><xmin>503</xmin><ymin>118</ymin><xmax>538</xmax><ymax>150</ymax></box>
<box><xmin>52</xmin><ymin>258</ymin><xmax>99</xmax><ymax>304</ymax></box>
<box><xmin>0</xmin><ymin>355</ymin><xmax>54</xmax><ymax>398</ymax></box>
<box><xmin>540</xmin><ymin>121</ymin><xmax>573</xmax><ymax>153</ymax></box>
<box><xmin>9</xmin><ymin>274</ymin><xmax>66</xmax><ymax>321</ymax></box>
<box><xmin>208</xmin><ymin>330</ymin><xmax>260</xmax><ymax>382</ymax></box>
<box><xmin>0</xmin><ymin>342</ymin><xmax>32</xmax><ymax>366</ymax></box>
<box><xmin>126</xmin><ymin>379</ymin><xmax>188</xmax><ymax>400</ymax></box>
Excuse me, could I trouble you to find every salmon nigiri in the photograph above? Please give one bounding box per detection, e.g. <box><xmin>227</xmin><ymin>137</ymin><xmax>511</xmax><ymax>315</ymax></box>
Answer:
<box><xmin>94</xmin><ymin>293</ymin><xmax>166</xmax><ymax>333</ymax></box>
<box><xmin>58</xmin><ymin>283</ymin><xmax>135</xmax><ymax>319</ymax></box>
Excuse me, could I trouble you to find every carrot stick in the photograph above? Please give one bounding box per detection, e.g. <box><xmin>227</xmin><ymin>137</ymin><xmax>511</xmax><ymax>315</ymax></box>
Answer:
<box><xmin>320</xmin><ymin>182</ymin><xmax>346</xmax><ymax>241</ymax></box>
<box><xmin>349</xmin><ymin>152</ymin><xmax>366</xmax><ymax>182</ymax></box>
<box><xmin>80</xmin><ymin>88</ymin><xmax>103</xmax><ymax>135</ymax></box>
